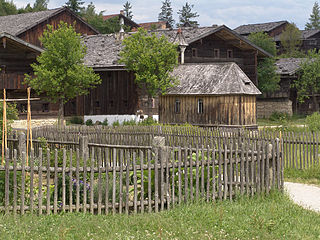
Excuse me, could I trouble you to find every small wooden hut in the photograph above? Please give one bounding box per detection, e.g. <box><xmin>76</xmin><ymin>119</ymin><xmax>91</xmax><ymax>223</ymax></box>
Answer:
<box><xmin>159</xmin><ymin>62</ymin><xmax>261</xmax><ymax>127</ymax></box>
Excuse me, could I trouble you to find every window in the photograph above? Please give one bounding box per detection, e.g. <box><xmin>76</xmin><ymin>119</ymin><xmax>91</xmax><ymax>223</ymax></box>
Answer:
<box><xmin>197</xmin><ymin>99</ymin><xmax>204</xmax><ymax>114</ymax></box>
<box><xmin>227</xmin><ymin>49</ymin><xmax>233</xmax><ymax>59</ymax></box>
<box><xmin>42</xmin><ymin>103</ymin><xmax>49</xmax><ymax>112</ymax></box>
<box><xmin>192</xmin><ymin>48</ymin><xmax>198</xmax><ymax>57</ymax></box>
<box><xmin>175</xmin><ymin>99</ymin><xmax>181</xmax><ymax>114</ymax></box>
<box><xmin>214</xmin><ymin>49</ymin><xmax>220</xmax><ymax>58</ymax></box>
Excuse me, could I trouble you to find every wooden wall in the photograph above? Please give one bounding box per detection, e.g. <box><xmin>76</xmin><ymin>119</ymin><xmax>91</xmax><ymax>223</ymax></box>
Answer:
<box><xmin>159</xmin><ymin>95</ymin><xmax>257</xmax><ymax>126</ymax></box>
<box><xmin>184</xmin><ymin>34</ymin><xmax>258</xmax><ymax>85</ymax></box>
<box><xmin>18</xmin><ymin>9</ymin><xmax>97</xmax><ymax>47</ymax></box>
<box><xmin>65</xmin><ymin>70</ymin><xmax>139</xmax><ymax>116</ymax></box>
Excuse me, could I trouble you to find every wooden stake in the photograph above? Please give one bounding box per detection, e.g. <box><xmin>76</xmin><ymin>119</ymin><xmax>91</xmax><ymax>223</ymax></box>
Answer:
<box><xmin>1</xmin><ymin>89</ymin><xmax>6</xmax><ymax>165</ymax></box>
<box><xmin>26</xmin><ymin>87</ymin><xmax>32</xmax><ymax>166</ymax></box>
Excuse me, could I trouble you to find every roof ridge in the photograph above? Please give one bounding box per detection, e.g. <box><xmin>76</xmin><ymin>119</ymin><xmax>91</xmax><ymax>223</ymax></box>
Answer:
<box><xmin>0</xmin><ymin>7</ymin><xmax>63</xmax><ymax>19</ymax></box>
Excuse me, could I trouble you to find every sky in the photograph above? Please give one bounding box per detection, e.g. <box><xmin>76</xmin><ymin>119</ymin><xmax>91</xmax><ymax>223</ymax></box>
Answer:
<box><xmin>14</xmin><ymin>0</ymin><xmax>316</xmax><ymax>29</ymax></box>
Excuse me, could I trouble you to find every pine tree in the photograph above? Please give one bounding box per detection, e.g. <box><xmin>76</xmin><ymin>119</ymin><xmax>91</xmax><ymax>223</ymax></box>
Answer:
<box><xmin>65</xmin><ymin>0</ymin><xmax>84</xmax><ymax>14</ymax></box>
<box><xmin>177</xmin><ymin>2</ymin><xmax>199</xmax><ymax>27</ymax></box>
<box><xmin>123</xmin><ymin>1</ymin><xmax>133</xmax><ymax>20</ymax></box>
<box><xmin>158</xmin><ymin>0</ymin><xmax>174</xmax><ymax>28</ymax></box>
<box><xmin>33</xmin><ymin>0</ymin><xmax>48</xmax><ymax>11</ymax></box>
<box><xmin>306</xmin><ymin>1</ymin><xmax>320</xmax><ymax>30</ymax></box>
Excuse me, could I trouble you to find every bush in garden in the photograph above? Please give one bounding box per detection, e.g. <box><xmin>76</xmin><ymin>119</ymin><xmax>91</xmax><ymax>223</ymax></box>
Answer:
<box><xmin>112</xmin><ymin>120</ymin><xmax>120</xmax><ymax>127</ymax></box>
<box><xmin>306</xmin><ymin>112</ymin><xmax>320</xmax><ymax>132</ymax></box>
<box><xmin>85</xmin><ymin>119</ymin><xmax>93</xmax><ymax>126</ymax></box>
<box><xmin>269</xmin><ymin>112</ymin><xmax>289</xmax><ymax>122</ymax></box>
<box><xmin>69</xmin><ymin>116</ymin><xmax>84</xmax><ymax>125</ymax></box>
<box><xmin>138</xmin><ymin>116</ymin><xmax>158</xmax><ymax>126</ymax></box>
<box><xmin>102</xmin><ymin>118</ymin><xmax>108</xmax><ymax>126</ymax></box>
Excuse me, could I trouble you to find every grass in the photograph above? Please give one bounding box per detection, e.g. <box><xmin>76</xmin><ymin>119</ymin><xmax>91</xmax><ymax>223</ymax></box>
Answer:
<box><xmin>257</xmin><ymin>114</ymin><xmax>306</xmax><ymax>127</ymax></box>
<box><xmin>0</xmin><ymin>191</ymin><xmax>319</xmax><ymax>239</ymax></box>
<box><xmin>285</xmin><ymin>164</ymin><xmax>320</xmax><ymax>186</ymax></box>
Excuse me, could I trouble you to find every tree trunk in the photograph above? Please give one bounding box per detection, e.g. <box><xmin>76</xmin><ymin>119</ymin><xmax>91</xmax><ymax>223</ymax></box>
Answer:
<box><xmin>58</xmin><ymin>98</ymin><xmax>65</xmax><ymax>127</ymax></box>
<box><xmin>312</xmin><ymin>92</ymin><xmax>319</xmax><ymax>112</ymax></box>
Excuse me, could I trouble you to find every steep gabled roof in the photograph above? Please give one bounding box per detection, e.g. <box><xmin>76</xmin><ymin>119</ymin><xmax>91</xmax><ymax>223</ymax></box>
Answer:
<box><xmin>0</xmin><ymin>7</ymin><xmax>99</xmax><ymax>36</ymax></box>
<box><xmin>234</xmin><ymin>21</ymin><xmax>288</xmax><ymax>35</ymax></box>
<box><xmin>166</xmin><ymin>63</ymin><xmax>261</xmax><ymax>95</ymax></box>
<box><xmin>0</xmin><ymin>32</ymin><xmax>43</xmax><ymax>53</ymax></box>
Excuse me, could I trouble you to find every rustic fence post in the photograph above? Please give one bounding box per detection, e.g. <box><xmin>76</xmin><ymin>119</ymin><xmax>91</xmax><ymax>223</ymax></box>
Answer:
<box><xmin>152</xmin><ymin>136</ymin><xmax>169</xmax><ymax>209</ymax></box>
<box><xmin>266</xmin><ymin>142</ymin><xmax>273</xmax><ymax>189</ymax></box>
<box><xmin>18</xmin><ymin>132</ymin><xmax>26</xmax><ymax>158</ymax></box>
<box><xmin>79</xmin><ymin>135</ymin><xmax>89</xmax><ymax>158</ymax></box>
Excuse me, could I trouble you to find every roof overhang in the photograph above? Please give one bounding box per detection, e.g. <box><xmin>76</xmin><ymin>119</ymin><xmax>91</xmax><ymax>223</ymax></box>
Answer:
<box><xmin>0</xmin><ymin>32</ymin><xmax>44</xmax><ymax>53</ymax></box>
<box><xmin>188</xmin><ymin>25</ymin><xmax>273</xmax><ymax>58</ymax></box>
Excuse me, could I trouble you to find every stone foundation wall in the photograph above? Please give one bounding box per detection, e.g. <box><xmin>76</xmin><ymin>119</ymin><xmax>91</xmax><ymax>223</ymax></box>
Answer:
<box><xmin>257</xmin><ymin>99</ymin><xmax>293</xmax><ymax>118</ymax></box>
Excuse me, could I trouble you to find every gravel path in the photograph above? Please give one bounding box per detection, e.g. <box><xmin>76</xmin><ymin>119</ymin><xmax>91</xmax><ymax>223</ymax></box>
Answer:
<box><xmin>284</xmin><ymin>182</ymin><xmax>320</xmax><ymax>213</ymax></box>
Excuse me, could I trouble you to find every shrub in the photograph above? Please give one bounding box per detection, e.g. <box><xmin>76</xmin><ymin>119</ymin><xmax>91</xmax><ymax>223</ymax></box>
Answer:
<box><xmin>0</xmin><ymin>103</ymin><xmax>18</xmax><ymax>140</ymax></box>
<box><xmin>85</xmin><ymin>119</ymin><xmax>93</xmax><ymax>126</ymax></box>
<box><xmin>138</xmin><ymin>116</ymin><xmax>158</xmax><ymax>126</ymax></box>
<box><xmin>69</xmin><ymin>116</ymin><xmax>83</xmax><ymax>125</ymax></box>
<box><xmin>102</xmin><ymin>118</ymin><xmax>108</xmax><ymax>126</ymax></box>
<box><xmin>122</xmin><ymin>119</ymin><xmax>136</xmax><ymax>126</ymax></box>
<box><xmin>269</xmin><ymin>112</ymin><xmax>289</xmax><ymax>122</ymax></box>
<box><xmin>112</xmin><ymin>120</ymin><xmax>120</xmax><ymax>127</ymax></box>
<box><xmin>306</xmin><ymin>112</ymin><xmax>320</xmax><ymax>132</ymax></box>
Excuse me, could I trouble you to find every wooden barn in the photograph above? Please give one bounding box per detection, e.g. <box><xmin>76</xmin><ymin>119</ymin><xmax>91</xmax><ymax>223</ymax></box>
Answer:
<box><xmin>0</xmin><ymin>7</ymin><xmax>98</xmax><ymax>118</ymax></box>
<box><xmin>63</xmin><ymin>25</ymin><xmax>270</xmax><ymax>125</ymax></box>
<box><xmin>159</xmin><ymin>63</ymin><xmax>261</xmax><ymax>127</ymax></box>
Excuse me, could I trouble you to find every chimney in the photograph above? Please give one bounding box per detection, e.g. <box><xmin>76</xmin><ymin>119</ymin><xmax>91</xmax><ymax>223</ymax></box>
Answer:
<box><xmin>174</xmin><ymin>28</ymin><xmax>188</xmax><ymax>64</ymax></box>
<box><xmin>119</xmin><ymin>15</ymin><xmax>125</xmax><ymax>40</ymax></box>
<box><xmin>120</xmin><ymin>10</ymin><xmax>124</xmax><ymax>15</ymax></box>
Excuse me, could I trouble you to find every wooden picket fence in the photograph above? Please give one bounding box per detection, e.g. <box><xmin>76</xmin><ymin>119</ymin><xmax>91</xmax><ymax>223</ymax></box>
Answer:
<box><xmin>0</xmin><ymin>136</ymin><xmax>283</xmax><ymax>215</ymax></box>
<box><xmin>8</xmin><ymin>125</ymin><xmax>320</xmax><ymax>170</ymax></box>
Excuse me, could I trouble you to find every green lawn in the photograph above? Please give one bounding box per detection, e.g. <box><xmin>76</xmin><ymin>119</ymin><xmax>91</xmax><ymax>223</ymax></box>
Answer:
<box><xmin>0</xmin><ymin>191</ymin><xmax>319</xmax><ymax>240</ymax></box>
<box><xmin>257</xmin><ymin>115</ymin><xmax>306</xmax><ymax>127</ymax></box>
<box><xmin>285</xmin><ymin>164</ymin><xmax>320</xmax><ymax>186</ymax></box>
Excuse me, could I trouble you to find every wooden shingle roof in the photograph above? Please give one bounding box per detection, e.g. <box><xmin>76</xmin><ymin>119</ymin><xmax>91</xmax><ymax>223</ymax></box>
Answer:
<box><xmin>234</xmin><ymin>21</ymin><xmax>288</xmax><ymax>35</ymax></box>
<box><xmin>166</xmin><ymin>63</ymin><xmax>261</xmax><ymax>95</ymax></box>
<box><xmin>275</xmin><ymin>58</ymin><xmax>304</xmax><ymax>75</ymax></box>
<box><xmin>83</xmin><ymin>25</ymin><xmax>272</xmax><ymax>69</ymax></box>
<box><xmin>0</xmin><ymin>7</ymin><xmax>99</xmax><ymax>36</ymax></box>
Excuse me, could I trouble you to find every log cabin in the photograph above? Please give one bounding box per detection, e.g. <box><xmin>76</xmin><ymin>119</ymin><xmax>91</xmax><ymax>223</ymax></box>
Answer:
<box><xmin>64</xmin><ymin>25</ymin><xmax>271</xmax><ymax>126</ymax></box>
<box><xmin>0</xmin><ymin>7</ymin><xmax>99</xmax><ymax>118</ymax></box>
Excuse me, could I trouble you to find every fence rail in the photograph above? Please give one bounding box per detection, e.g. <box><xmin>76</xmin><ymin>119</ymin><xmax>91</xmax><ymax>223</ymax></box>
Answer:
<box><xmin>0</xmin><ymin>135</ymin><xmax>283</xmax><ymax>215</ymax></box>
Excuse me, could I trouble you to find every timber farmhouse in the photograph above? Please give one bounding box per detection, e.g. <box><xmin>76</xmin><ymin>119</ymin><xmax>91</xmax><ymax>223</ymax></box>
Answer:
<box><xmin>0</xmin><ymin>8</ymin><xmax>271</xmax><ymax>127</ymax></box>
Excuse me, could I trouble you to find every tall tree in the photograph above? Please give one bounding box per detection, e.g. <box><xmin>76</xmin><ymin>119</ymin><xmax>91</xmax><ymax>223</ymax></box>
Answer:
<box><xmin>177</xmin><ymin>2</ymin><xmax>199</xmax><ymax>27</ymax></box>
<box><xmin>306</xmin><ymin>1</ymin><xmax>320</xmax><ymax>30</ymax></box>
<box><xmin>0</xmin><ymin>0</ymin><xmax>18</xmax><ymax>16</ymax></box>
<box><xmin>25</xmin><ymin>22</ymin><xmax>101</xmax><ymax>125</ymax></box>
<box><xmin>123</xmin><ymin>1</ymin><xmax>133</xmax><ymax>19</ymax></box>
<box><xmin>280</xmin><ymin>23</ymin><xmax>303</xmax><ymax>57</ymax></box>
<box><xmin>33</xmin><ymin>0</ymin><xmax>48</xmax><ymax>11</ymax></box>
<box><xmin>119</xmin><ymin>28</ymin><xmax>178</xmax><ymax>115</ymax></box>
<box><xmin>248</xmin><ymin>32</ymin><xmax>280</xmax><ymax>93</ymax></box>
<box><xmin>158</xmin><ymin>0</ymin><xmax>174</xmax><ymax>28</ymax></box>
<box><xmin>294</xmin><ymin>49</ymin><xmax>320</xmax><ymax>111</ymax></box>
<box><xmin>65</xmin><ymin>0</ymin><xmax>84</xmax><ymax>14</ymax></box>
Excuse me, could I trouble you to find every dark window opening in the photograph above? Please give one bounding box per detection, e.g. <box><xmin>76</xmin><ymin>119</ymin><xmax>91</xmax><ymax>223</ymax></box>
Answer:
<box><xmin>214</xmin><ymin>49</ymin><xmax>220</xmax><ymax>58</ymax></box>
<box><xmin>42</xmin><ymin>103</ymin><xmax>49</xmax><ymax>112</ymax></box>
<box><xmin>227</xmin><ymin>49</ymin><xmax>233</xmax><ymax>59</ymax></box>
<box><xmin>192</xmin><ymin>48</ymin><xmax>198</xmax><ymax>57</ymax></box>
<box><xmin>175</xmin><ymin>99</ymin><xmax>180</xmax><ymax>114</ymax></box>
<box><xmin>123</xmin><ymin>100</ymin><xmax>128</xmax><ymax>107</ymax></box>
<box><xmin>198</xmin><ymin>99</ymin><xmax>204</xmax><ymax>114</ymax></box>
<box><xmin>95</xmin><ymin>101</ymin><xmax>100</xmax><ymax>108</ymax></box>
<box><xmin>109</xmin><ymin>100</ymin><xmax>114</xmax><ymax>107</ymax></box>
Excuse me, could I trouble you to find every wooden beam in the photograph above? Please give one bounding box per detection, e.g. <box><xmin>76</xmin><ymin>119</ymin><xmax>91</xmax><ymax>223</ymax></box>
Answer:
<box><xmin>0</xmin><ymin>98</ymin><xmax>40</xmax><ymax>102</ymax></box>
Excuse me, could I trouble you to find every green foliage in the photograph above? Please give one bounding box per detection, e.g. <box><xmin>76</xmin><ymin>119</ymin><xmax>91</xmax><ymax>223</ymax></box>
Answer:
<box><xmin>0</xmin><ymin>103</ymin><xmax>18</xmax><ymax>140</ymax></box>
<box><xmin>0</xmin><ymin>0</ymin><xmax>17</xmax><ymax>16</ymax></box>
<box><xmin>294</xmin><ymin>49</ymin><xmax>320</xmax><ymax>109</ymax></box>
<box><xmin>269</xmin><ymin>112</ymin><xmax>289</xmax><ymax>125</ymax></box>
<box><xmin>280</xmin><ymin>23</ymin><xmax>302</xmax><ymax>57</ymax></box>
<box><xmin>32</xmin><ymin>0</ymin><xmax>48</xmax><ymax>12</ymax></box>
<box><xmin>69</xmin><ymin>116</ymin><xmax>84</xmax><ymax>125</ymax></box>
<box><xmin>25</xmin><ymin>22</ymin><xmax>101</xmax><ymax>119</ymax></box>
<box><xmin>138</xmin><ymin>117</ymin><xmax>158</xmax><ymax>126</ymax></box>
<box><xmin>248</xmin><ymin>32</ymin><xmax>276</xmax><ymax>56</ymax></box>
<box><xmin>247</xmin><ymin>32</ymin><xmax>280</xmax><ymax>93</ymax></box>
<box><xmin>85</xmin><ymin>119</ymin><xmax>93</xmax><ymax>126</ymax></box>
<box><xmin>123</xmin><ymin>1</ymin><xmax>133</xmax><ymax>20</ymax></box>
<box><xmin>177</xmin><ymin>2</ymin><xmax>199</xmax><ymax>27</ymax></box>
<box><xmin>122</xmin><ymin>119</ymin><xmax>137</xmax><ymax>126</ymax></box>
<box><xmin>112</xmin><ymin>120</ymin><xmax>120</xmax><ymax>127</ymax></box>
<box><xmin>285</xmin><ymin>164</ymin><xmax>320</xmax><ymax>185</ymax></box>
<box><xmin>119</xmin><ymin>28</ymin><xmax>179</xmax><ymax>97</ymax></box>
<box><xmin>102</xmin><ymin>118</ymin><xmax>108</xmax><ymax>126</ymax></box>
<box><xmin>158</xmin><ymin>0</ymin><xmax>175</xmax><ymax>28</ymax></box>
<box><xmin>65</xmin><ymin>0</ymin><xmax>84</xmax><ymax>14</ymax></box>
<box><xmin>306</xmin><ymin>112</ymin><xmax>320</xmax><ymax>131</ymax></box>
<box><xmin>305</xmin><ymin>1</ymin><xmax>320</xmax><ymax>30</ymax></box>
